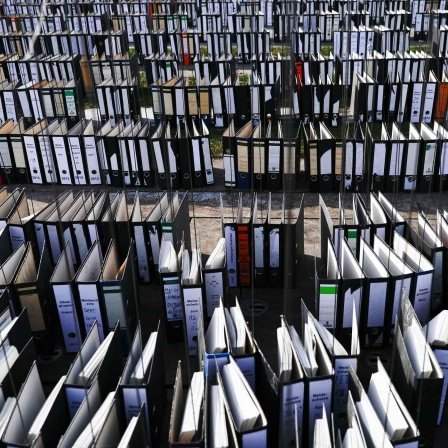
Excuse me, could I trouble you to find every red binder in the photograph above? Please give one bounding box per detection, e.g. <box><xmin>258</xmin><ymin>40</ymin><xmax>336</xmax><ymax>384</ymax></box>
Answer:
<box><xmin>182</xmin><ymin>32</ymin><xmax>191</xmax><ymax>65</ymax></box>
<box><xmin>237</xmin><ymin>223</ymin><xmax>251</xmax><ymax>287</ymax></box>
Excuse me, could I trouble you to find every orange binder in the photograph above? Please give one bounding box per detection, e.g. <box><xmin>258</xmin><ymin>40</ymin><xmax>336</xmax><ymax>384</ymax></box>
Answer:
<box><xmin>435</xmin><ymin>76</ymin><xmax>448</xmax><ymax>122</ymax></box>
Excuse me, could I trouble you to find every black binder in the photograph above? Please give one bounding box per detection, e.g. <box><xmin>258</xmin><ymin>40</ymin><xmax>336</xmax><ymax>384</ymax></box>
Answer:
<box><xmin>391</xmin><ymin>292</ymin><xmax>443</xmax><ymax>448</ymax></box>
<box><xmin>120</xmin><ymin>322</ymin><xmax>166</xmax><ymax>448</ymax></box>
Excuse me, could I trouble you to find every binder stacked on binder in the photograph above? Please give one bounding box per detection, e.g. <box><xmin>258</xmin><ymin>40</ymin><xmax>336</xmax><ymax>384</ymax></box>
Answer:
<box><xmin>51</xmin><ymin>119</ymin><xmax>77</xmax><ymax>186</ymax></box>
<box><xmin>372</xmin><ymin>234</ymin><xmax>413</xmax><ymax>342</ymax></box>
<box><xmin>309</xmin><ymin>303</ymin><xmax>360</xmax><ymax>419</ymax></box>
<box><xmin>177</xmin><ymin>118</ymin><xmax>193</xmax><ymax>190</ymax></box>
<box><xmin>198</xmin><ymin>299</ymin><xmax>230</xmax><ymax>384</ymax></box>
<box><xmin>391</xmin><ymin>291</ymin><xmax>443</xmax><ymax>448</ymax></box>
<box><xmin>53</xmin><ymin>191</ymin><xmax>95</xmax><ymax>266</ymax></box>
<box><xmin>60</xmin><ymin>385</ymin><xmax>122</xmax><ymax>446</ymax></box>
<box><xmin>159</xmin><ymin>236</ymin><xmax>184</xmax><ymax>342</ymax></box>
<box><xmin>0</xmin><ymin>240</ymin><xmax>27</xmax><ymax>314</ymax></box>
<box><xmin>83</xmin><ymin>190</ymin><xmax>111</xmax><ymax>252</ymax></box>
<box><xmin>150</xmin><ymin>121</ymin><xmax>167</xmax><ymax>189</ymax></box>
<box><xmin>265</xmin><ymin>121</ymin><xmax>282</xmax><ymax>191</ymax></box>
<box><xmin>279</xmin><ymin>119</ymin><xmax>299</xmax><ymax>191</ymax></box>
<box><xmin>12</xmin><ymin>241</ymin><xmax>53</xmax><ymax>338</ymax></box>
<box><xmin>343</xmin><ymin>122</ymin><xmax>366</xmax><ymax>193</ymax></box>
<box><xmin>276</xmin><ymin>316</ymin><xmax>305</xmax><ymax>447</ymax></box>
<box><xmin>393</xmin><ymin>231</ymin><xmax>433</xmax><ymax>325</ymax></box>
<box><xmin>316</xmin><ymin>232</ymin><xmax>341</xmax><ymax>334</ymax></box>
<box><xmin>189</xmin><ymin>118</ymin><xmax>208</xmax><ymax>188</ymax></box>
<box><xmin>232</xmin><ymin>193</ymin><xmax>253</xmax><ymax>288</ymax></box>
<box><xmin>358</xmin><ymin>238</ymin><xmax>390</xmax><ymax>347</ymax></box>
<box><xmin>160</xmin><ymin>120</ymin><xmax>177</xmax><ymax>187</ymax></box>
<box><xmin>146</xmin><ymin>192</ymin><xmax>170</xmax><ymax>275</ymax></box>
<box><xmin>366</xmin><ymin>123</ymin><xmax>388</xmax><ymax>192</ymax></box>
<box><xmin>74</xmin><ymin>241</ymin><xmax>107</xmax><ymax>341</ymax></box>
<box><xmin>181</xmin><ymin>247</ymin><xmax>204</xmax><ymax>356</ymax></box>
<box><xmin>334</xmin><ymin>194</ymin><xmax>361</xmax><ymax>259</ymax></box>
<box><xmin>117</xmin><ymin>405</ymin><xmax>149</xmax><ymax>447</ymax></box>
<box><xmin>197</xmin><ymin>119</ymin><xmax>214</xmax><ymax>185</ymax></box>
<box><xmin>120</xmin><ymin>322</ymin><xmax>166</xmax><ymax>447</ymax></box>
<box><xmin>222</xmin><ymin>119</ymin><xmax>236</xmax><ymax>188</ymax></box>
<box><xmin>386</xmin><ymin>123</ymin><xmax>406</xmax><ymax>192</ymax></box>
<box><xmin>218</xmin><ymin>355</ymin><xmax>268</xmax><ymax>447</ymax></box>
<box><xmin>402</xmin><ymin>124</ymin><xmax>421</xmax><ymax>192</ymax></box>
<box><xmin>130</xmin><ymin>193</ymin><xmax>152</xmax><ymax>284</ymax></box>
<box><xmin>63</xmin><ymin>322</ymin><xmax>122</xmax><ymax>418</ymax></box>
<box><xmin>41</xmin><ymin>190</ymin><xmax>83</xmax><ymax>265</ymax></box>
<box><xmin>32</xmin><ymin>190</ymin><xmax>72</xmax><ymax>257</ymax></box>
<box><xmin>0</xmin><ymin>120</ymin><xmax>18</xmax><ymax>184</ymax></box>
<box><xmin>206</xmin><ymin>369</ymin><xmax>240</xmax><ymax>448</ymax></box>
<box><xmin>50</xmin><ymin>243</ymin><xmax>83</xmax><ymax>353</ymax></box>
<box><xmin>100</xmin><ymin>239</ymin><xmax>137</xmax><ymax>352</ymax></box>
<box><xmin>376</xmin><ymin>191</ymin><xmax>408</xmax><ymax>238</ymax></box>
<box><xmin>298</xmin><ymin>306</ymin><xmax>335</xmax><ymax>447</ymax></box>
<box><xmin>352</xmin><ymin>194</ymin><xmax>373</xmax><ymax>246</ymax></box>
<box><xmin>418</xmin><ymin>123</ymin><xmax>438</xmax><ymax>193</ymax></box>
<box><xmin>337</xmin><ymin>238</ymin><xmax>364</xmax><ymax>346</ymax></box>
<box><xmin>370</xmin><ymin>359</ymin><xmax>420</xmax><ymax>445</ymax></box>
<box><xmin>304</xmin><ymin>122</ymin><xmax>334</xmax><ymax>193</ymax></box>
<box><xmin>169</xmin><ymin>362</ymin><xmax>204</xmax><ymax>447</ymax></box>
<box><xmin>68</xmin><ymin>192</ymin><xmax>101</xmax><ymax>264</ymax></box>
<box><xmin>1</xmin><ymin>363</ymin><xmax>48</xmax><ymax>448</ymax></box>
<box><xmin>117</xmin><ymin>122</ymin><xmax>139</xmax><ymax>187</ymax></box>
<box><xmin>432</xmin><ymin>121</ymin><xmax>448</xmax><ymax>192</ymax></box>
<box><xmin>100</xmin><ymin>190</ymin><xmax>131</xmax><ymax>262</ymax></box>
<box><xmin>215</xmin><ymin>305</ymin><xmax>244</xmax><ymax>372</ymax></box>
<box><xmin>347</xmin><ymin>363</ymin><xmax>413</xmax><ymax>448</ymax></box>
<box><xmin>235</xmin><ymin>120</ymin><xmax>259</xmax><ymax>190</ymax></box>
<box><xmin>63</xmin><ymin>120</ymin><xmax>90</xmax><ymax>185</ymax></box>
<box><xmin>136</xmin><ymin>121</ymin><xmax>153</xmax><ymax>187</ymax></box>
<box><xmin>203</xmin><ymin>236</ymin><xmax>227</xmax><ymax>318</ymax></box>
<box><xmin>252</xmin><ymin>194</ymin><xmax>267</xmax><ymax>288</ymax></box>
<box><xmin>267</xmin><ymin>193</ymin><xmax>282</xmax><ymax>288</ymax></box>
<box><xmin>161</xmin><ymin>191</ymin><xmax>189</xmax><ymax>247</ymax></box>
<box><xmin>423</xmin><ymin>309</ymin><xmax>448</xmax><ymax>426</ymax></box>
<box><xmin>24</xmin><ymin>370</ymin><xmax>72</xmax><ymax>447</ymax></box>
<box><xmin>416</xmin><ymin>212</ymin><xmax>448</xmax><ymax>314</ymax></box>
<box><xmin>0</xmin><ymin>188</ymin><xmax>33</xmax><ymax>250</ymax></box>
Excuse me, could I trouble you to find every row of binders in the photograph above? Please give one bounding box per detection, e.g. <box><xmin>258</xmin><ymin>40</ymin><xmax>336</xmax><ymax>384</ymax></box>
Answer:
<box><xmin>0</xmin><ymin>293</ymin><xmax>444</xmax><ymax>448</ymax></box>
<box><xmin>303</xmin><ymin>120</ymin><xmax>448</xmax><ymax>194</ymax></box>
<box><xmin>222</xmin><ymin>192</ymin><xmax>304</xmax><ymax>289</ymax></box>
<box><xmin>3</xmin><ymin>51</ymin><xmax>448</xmax><ymax>134</ymax></box>
<box><xmin>0</xmin><ymin>188</ymin><xmax>199</xmax><ymax>355</ymax></box>
<box><xmin>1</xmin><ymin>186</ymin><xmax>448</xmax><ymax>445</ymax></box>
<box><xmin>144</xmin><ymin>51</ymin><xmax>448</xmax><ymax>127</ymax></box>
<box><xmin>0</xmin><ymin>117</ymin><xmax>214</xmax><ymax>189</ymax></box>
<box><xmin>220</xmin><ymin>119</ymin><xmax>448</xmax><ymax>194</ymax></box>
<box><xmin>0</xmin><ymin>311</ymin><xmax>166</xmax><ymax>447</ymax></box>
<box><xmin>0</xmin><ymin>188</ymin><xmax>191</xmax><ymax>276</ymax></box>
<box><xmin>13</xmin><ymin>185</ymin><xmax>448</xmax><ymax>357</ymax></box>
<box><xmin>169</xmin><ymin>292</ymin><xmax>444</xmax><ymax>448</ymax></box>
<box><xmin>0</xmin><ymin>29</ymin><xmax>130</xmax><ymax>60</ymax></box>
<box><xmin>156</xmin><ymin>191</ymin><xmax>304</xmax><ymax>349</ymax></box>
<box><xmin>318</xmin><ymin>191</ymin><xmax>448</xmax><ymax>351</ymax></box>
<box><xmin>0</xmin><ymin>187</ymin><xmax>305</xmax><ymax>357</ymax></box>
<box><xmin>0</xmin><ymin>188</ymin><xmax>216</xmax><ymax>354</ymax></box>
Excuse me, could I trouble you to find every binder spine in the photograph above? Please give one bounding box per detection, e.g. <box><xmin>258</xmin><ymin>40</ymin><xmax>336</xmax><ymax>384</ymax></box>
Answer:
<box><xmin>161</xmin><ymin>273</ymin><xmax>184</xmax><ymax>343</ymax></box>
<box><xmin>237</xmin><ymin>224</ymin><xmax>251</xmax><ymax>287</ymax></box>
